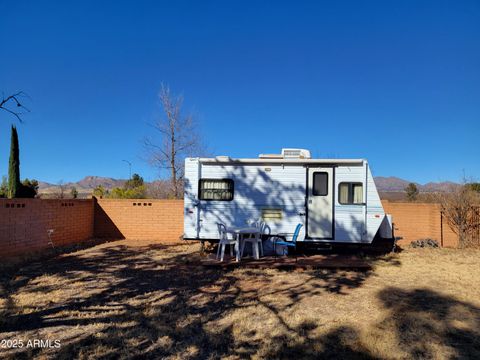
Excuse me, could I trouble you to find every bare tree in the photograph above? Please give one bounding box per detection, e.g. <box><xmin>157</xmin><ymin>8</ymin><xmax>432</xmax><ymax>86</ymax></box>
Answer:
<box><xmin>146</xmin><ymin>179</ymin><xmax>183</xmax><ymax>199</ymax></box>
<box><xmin>144</xmin><ymin>84</ymin><xmax>203</xmax><ymax>198</ymax></box>
<box><xmin>54</xmin><ymin>180</ymin><xmax>67</xmax><ymax>199</ymax></box>
<box><xmin>1</xmin><ymin>91</ymin><xmax>30</xmax><ymax>122</ymax></box>
<box><xmin>437</xmin><ymin>183</ymin><xmax>480</xmax><ymax>248</ymax></box>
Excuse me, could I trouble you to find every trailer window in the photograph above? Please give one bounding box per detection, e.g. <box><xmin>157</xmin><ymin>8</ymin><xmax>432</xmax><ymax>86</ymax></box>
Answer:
<box><xmin>338</xmin><ymin>182</ymin><xmax>364</xmax><ymax>205</ymax></box>
<box><xmin>312</xmin><ymin>172</ymin><xmax>328</xmax><ymax>196</ymax></box>
<box><xmin>199</xmin><ymin>179</ymin><xmax>234</xmax><ymax>201</ymax></box>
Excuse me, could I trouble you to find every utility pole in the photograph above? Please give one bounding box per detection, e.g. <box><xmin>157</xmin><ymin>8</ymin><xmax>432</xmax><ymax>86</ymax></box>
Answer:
<box><xmin>122</xmin><ymin>160</ymin><xmax>132</xmax><ymax>179</ymax></box>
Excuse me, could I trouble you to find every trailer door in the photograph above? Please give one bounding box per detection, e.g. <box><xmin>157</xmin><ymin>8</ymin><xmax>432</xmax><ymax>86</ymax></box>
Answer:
<box><xmin>307</xmin><ymin>168</ymin><xmax>333</xmax><ymax>239</ymax></box>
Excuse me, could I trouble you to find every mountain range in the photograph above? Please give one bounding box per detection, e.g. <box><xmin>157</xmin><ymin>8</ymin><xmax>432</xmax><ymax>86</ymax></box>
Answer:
<box><xmin>38</xmin><ymin>176</ymin><xmax>127</xmax><ymax>194</ymax></box>
<box><xmin>373</xmin><ymin>176</ymin><xmax>459</xmax><ymax>192</ymax></box>
<box><xmin>37</xmin><ymin>175</ymin><xmax>459</xmax><ymax>195</ymax></box>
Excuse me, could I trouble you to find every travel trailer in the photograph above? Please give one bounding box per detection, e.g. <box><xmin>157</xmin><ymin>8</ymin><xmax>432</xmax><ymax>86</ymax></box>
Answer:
<box><xmin>183</xmin><ymin>149</ymin><xmax>393</xmax><ymax>246</ymax></box>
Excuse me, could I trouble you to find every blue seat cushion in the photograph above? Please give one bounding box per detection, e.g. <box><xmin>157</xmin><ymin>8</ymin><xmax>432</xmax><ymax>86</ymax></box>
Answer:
<box><xmin>275</xmin><ymin>241</ymin><xmax>295</xmax><ymax>247</ymax></box>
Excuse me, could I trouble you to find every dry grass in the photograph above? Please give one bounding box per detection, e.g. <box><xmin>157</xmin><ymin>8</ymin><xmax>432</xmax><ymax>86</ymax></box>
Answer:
<box><xmin>1</xmin><ymin>240</ymin><xmax>479</xmax><ymax>359</ymax></box>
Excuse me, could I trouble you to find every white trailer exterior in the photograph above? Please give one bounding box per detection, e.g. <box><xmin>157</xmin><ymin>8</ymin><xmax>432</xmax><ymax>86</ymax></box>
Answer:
<box><xmin>184</xmin><ymin>149</ymin><xmax>393</xmax><ymax>245</ymax></box>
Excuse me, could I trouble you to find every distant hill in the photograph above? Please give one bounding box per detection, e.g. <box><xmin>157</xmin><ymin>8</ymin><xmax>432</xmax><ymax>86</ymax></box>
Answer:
<box><xmin>71</xmin><ymin>176</ymin><xmax>126</xmax><ymax>190</ymax></box>
<box><xmin>38</xmin><ymin>176</ymin><xmax>127</xmax><ymax>197</ymax></box>
<box><xmin>374</xmin><ymin>176</ymin><xmax>459</xmax><ymax>193</ymax></box>
<box><xmin>421</xmin><ymin>181</ymin><xmax>460</xmax><ymax>193</ymax></box>
<box><xmin>38</xmin><ymin>181</ymin><xmax>55</xmax><ymax>189</ymax></box>
<box><xmin>373</xmin><ymin>177</ymin><xmax>412</xmax><ymax>192</ymax></box>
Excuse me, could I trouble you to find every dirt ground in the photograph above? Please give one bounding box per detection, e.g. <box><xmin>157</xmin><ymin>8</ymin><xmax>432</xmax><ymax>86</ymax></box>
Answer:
<box><xmin>1</xmin><ymin>240</ymin><xmax>479</xmax><ymax>359</ymax></box>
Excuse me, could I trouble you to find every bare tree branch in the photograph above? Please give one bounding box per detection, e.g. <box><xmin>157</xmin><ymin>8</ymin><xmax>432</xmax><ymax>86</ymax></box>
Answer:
<box><xmin>0</xmin><ymin>91</ymin><xmax>30</xmax><ymax>122</ymax></box>
<box><xmin>437</xmin><ymin>182</ymin><xmax>480</xmax><ymax>248</ymax></box>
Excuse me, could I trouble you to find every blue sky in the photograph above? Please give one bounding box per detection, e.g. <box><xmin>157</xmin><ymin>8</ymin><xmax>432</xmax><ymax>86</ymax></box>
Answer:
<box><xmin>1</xmin><ymin>0</ymin><xmax>479</xmax><ymax>184</ymax></box>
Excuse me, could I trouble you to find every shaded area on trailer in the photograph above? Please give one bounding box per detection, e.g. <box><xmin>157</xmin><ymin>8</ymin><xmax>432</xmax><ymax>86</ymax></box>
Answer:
<box><xmin>185</xmin><ymin>161</ymin><xmax>388</xmax><ymax>245</ymax></box>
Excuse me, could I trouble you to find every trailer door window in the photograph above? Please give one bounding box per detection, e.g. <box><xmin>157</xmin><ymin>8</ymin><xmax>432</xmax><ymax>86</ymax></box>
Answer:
<box><xmin>199</xmin><ymin>179</ymin><xmax>234</xmax><ymax>201</ymax></box>
<box><xmin>312</xmin><ymin>172</ymin><xmax>328</xmax><ymax>196</ymax></box>
<box><xmin>338</xmin><ymin>182</ymin><xmax>364</xmax><ymax>205</ymax></box>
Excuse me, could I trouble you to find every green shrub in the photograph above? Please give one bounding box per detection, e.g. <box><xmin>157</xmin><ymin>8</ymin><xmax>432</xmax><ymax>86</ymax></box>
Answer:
<box><xmin>109</xmin><ymin>185</ymin><xmax>146</xmax><ymax>199</ymax></box>
<box><xmin>93</xmin><ymin>185</ymin><xmax>108</xmax><ymax>198</ymax></box>
<box><xmin>0</xmin><ymin>176</ymin><xmax>7</xmax><ymax>198</ymax></box>
<box><xmin>71</xmin><ymin>187</ymin><xmax>78</xmax><ymax>199</ymax></box>
<box><xmin>17</xmin><ymin>178</ymin><xmax>39</xmax><ymax>198</ymax></box>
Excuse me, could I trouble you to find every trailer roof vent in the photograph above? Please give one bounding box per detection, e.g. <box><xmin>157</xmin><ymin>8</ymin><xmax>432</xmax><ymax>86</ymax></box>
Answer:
<box><xmin>281</xmin><ymin>148</ymin><xmax>311</xmax><ymax>159</ymax></box>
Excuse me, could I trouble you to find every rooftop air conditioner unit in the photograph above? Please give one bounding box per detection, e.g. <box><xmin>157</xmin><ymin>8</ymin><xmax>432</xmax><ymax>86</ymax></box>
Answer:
<box><xmin>281</xmin><ymin>148</ymin><xmax>311</xmax><ymax>159</ymax></box>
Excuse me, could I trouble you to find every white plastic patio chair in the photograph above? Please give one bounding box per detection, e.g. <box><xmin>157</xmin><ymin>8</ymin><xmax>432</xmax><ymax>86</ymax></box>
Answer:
<box><xmin>216</xmin><ymin>223</ymin><xmax>237</xmax><ymax>261</ymax></box>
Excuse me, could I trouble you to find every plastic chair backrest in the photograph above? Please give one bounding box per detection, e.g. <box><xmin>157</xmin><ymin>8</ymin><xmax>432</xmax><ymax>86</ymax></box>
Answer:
<box><xmin>291</xmin><ymin>224</ymin><xmax>303</xmax><ymax>244</ymax></box>
<box><xmin>217</xmin><ymin>223</ymin><xmax>227</xmax><ymax>239</ymax></box>
<box><xmin>261</xmin><ymin>223</ymin><xmax>271</xmax><ymax>235</ymax></box>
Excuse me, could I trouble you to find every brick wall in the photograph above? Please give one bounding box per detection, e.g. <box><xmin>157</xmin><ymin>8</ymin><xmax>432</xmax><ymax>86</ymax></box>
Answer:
<box><xmin>1</xmin><ymin>197</ymin><xmax>460</xmax><ymax>259</ymax></box>
<box><xmin>94</xmin><ymin>199</ymin><xmax>459</xmax><ymax>247</ymax></box>
<box><xmin>382</xmin><ymin>200</ymin><xmax>458</xmax><ymax>247</ymax></box>
<box><xmin>94</xmin><ymin>199</ymin><xmax>184</xmax><ymax>242</ymax></box>
<box><xmin>0</xmin><ymin>199</ymin><xmax>94</xmax><ymax>258</ymax></box>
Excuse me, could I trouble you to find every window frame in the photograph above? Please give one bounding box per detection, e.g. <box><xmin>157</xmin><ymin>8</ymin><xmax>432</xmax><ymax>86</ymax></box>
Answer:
<box><xmin>338</xmin><ymin>182</ymin><xmax>365</xmax><ymax>205</ymax></box>
<box><xmin>312</xmin><ymin>172</ymin><xmax>329</xmax><ymax>196</ymax></box>
<box><xmin>198</xmin><ymin>178</ymin><xmax>234</xmax><ymax>201</ymax></box>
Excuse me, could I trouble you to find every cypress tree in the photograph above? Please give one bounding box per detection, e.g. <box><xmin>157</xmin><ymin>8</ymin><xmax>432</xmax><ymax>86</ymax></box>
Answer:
<box><xmin>8</xmin><ymin>125</ymin><xmax>21</xmax><ymax>198</ymax></box>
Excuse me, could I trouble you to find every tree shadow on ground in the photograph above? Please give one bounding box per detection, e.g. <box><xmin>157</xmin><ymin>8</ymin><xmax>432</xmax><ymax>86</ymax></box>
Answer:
<box><xmin>0</xmin><ymin>242</ymin><xmax>478</xmax><ymax>359</ymax></box>
<box><xmin>207</xmin><ymin>238</ymin><xmax>402</xmax><ymax>296</ymax></box>
<box><xmin>1</xmin><ymin>243</ymin><xmax>240</xmax><ymax>358</ymax></box>
<box><xmin>0</xmin><ymin>238</ymin><xmax>109</xmax><ymax>275</ymax></box>
<box><xmin>259</xmin><ymin>286</ymin><xmax>480</xmax><ymax>359</ymax></box>
<box><xmin>376</xmin><ymin>287</ymin><xmax>480</xmax><ymax>359</ymax></box>
<box><xmin>0</xmin><ymin>241</ymin><xmax>381</xmax><ymax>358</ymax></box>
